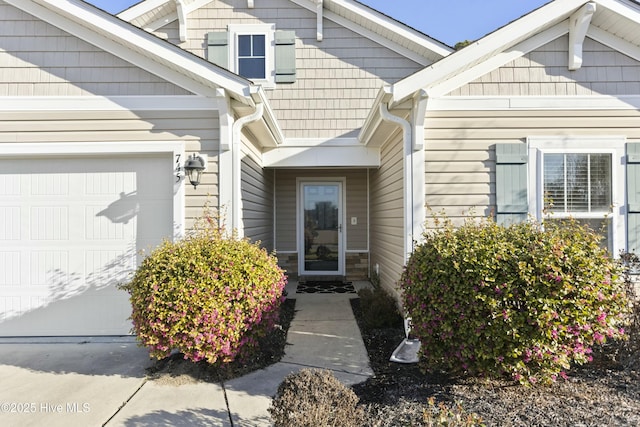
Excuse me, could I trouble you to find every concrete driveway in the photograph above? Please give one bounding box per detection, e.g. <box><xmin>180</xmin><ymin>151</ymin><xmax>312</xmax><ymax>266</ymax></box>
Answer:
<box><xmin>0</xmin><ymin>338</ymin><xmax>233</xmax><ymax>427</ymax></box>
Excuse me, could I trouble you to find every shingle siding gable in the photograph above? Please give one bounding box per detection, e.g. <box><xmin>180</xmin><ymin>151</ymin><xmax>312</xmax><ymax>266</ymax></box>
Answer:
<box><xmin>150</xmin><ymin>0</ymin><xmax>425</xmax><ymax>138</ymax></box>
<box><xmin>448</xmin><ymin>35</ymin><xmax>640</xmax><ymax>97</ymax></box>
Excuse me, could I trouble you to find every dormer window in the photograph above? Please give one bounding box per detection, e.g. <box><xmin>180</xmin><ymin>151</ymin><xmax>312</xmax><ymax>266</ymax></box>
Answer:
<box><xmin>238</xmin><ymin>34</ymin><xmax>266</xmax><ymax>79</ymax></box>
<box><xmin>207</xmin><ymin>24</ymin><xmax>296</xmax><ymax>88</ymax></box>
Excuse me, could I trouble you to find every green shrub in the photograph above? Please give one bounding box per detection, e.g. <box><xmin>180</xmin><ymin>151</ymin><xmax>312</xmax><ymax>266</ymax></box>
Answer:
<box><xmin>357</xmin><ymin>285</ymin><xmax>402</xmax><ymax>329</ymax></box>
<box><xmin>400</xmin><ymin>216</ymin><xmax>630</xmax><ymax>385</ymax></box>
<box><xmin>119</xmin><ymin>211</ymin><xmax>287</xmax><ymax>364</ymax></box>
<box><xmin>269</xmin><ymin>369</ymin><xmax>363</xmax><ymax>427</ymax></box>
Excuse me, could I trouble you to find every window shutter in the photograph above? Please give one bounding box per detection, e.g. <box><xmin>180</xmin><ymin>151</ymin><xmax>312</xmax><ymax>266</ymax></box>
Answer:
<box><xmin>275</xmin><ymin>30</ymin><xmax>296</xmax><ymax>83</ymax></box>
<box><xmin>627</xmin><ymin>142</ymin><xmax>640</xmax><ymax>252</ymax></box>
<box><xmin>207</xmin><ymin>31</ymin><xmax>229</xmax><ymax>69</ymax></box>
<box><xmin>495</xmin><ymin>143</ymin><xmax>528</xmax><ymax>225</ymax></box>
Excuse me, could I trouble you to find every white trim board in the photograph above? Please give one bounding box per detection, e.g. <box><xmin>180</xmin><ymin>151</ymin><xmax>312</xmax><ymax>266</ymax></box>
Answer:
<box><xmin>263</xmin><ymin>145</ymin><xmax>380</xmax><ymax>168</ymax></box>
<box><xmin>0</xmin><ymin>96</ymin><xmax>221</xmax><ymax>111</ymax></box>
<box><xmin>428</xmin><ymin>95</ymin><xmax>640</xmax><ymax>111</ymax></box>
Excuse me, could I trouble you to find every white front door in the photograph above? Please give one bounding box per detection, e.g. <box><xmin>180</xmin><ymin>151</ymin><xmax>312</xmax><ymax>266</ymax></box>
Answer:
<box><xmin>0</xmin><ymin>154</ymin><xmax>175</xmax><ymax>336</ymax></box>
<box><xmin>298</xmin><ymin>180</ymin><xmax>344</xmax><ymax>276</ymax></box>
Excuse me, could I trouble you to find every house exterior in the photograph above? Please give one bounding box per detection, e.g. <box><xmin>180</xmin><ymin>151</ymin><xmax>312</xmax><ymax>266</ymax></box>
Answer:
<box><xmin>0</xmin><ymin>0</ymin><xmax>639</xmax><ymax>336</ymax></box>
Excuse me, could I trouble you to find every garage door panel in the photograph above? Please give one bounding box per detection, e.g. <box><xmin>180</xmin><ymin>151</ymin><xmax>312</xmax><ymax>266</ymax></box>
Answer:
<box><xmin>0</xmin><ymin>154</ymin><xmax>174</xmax><ymax>336</ymax></box>
<box><xmin>0</xmin><ymin>287</ymin><xmax>133</xmax><ymax>336</ymax></box>
<box><xmin>0</xmin><ymin>206</ymin><xmax>20</xmax><ymax>239</ymax></box>
<box><xmin>0</xmin><ymin>251</ymin><xmax>20</xmax><ymax>286</ymax></box>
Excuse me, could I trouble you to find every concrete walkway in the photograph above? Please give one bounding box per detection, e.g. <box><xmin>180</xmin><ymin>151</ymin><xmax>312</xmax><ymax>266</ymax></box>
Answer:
<box><xmin>0</xmin><ymin>281</ymin><xmax>373</xmax><ymax>426</ymax></box>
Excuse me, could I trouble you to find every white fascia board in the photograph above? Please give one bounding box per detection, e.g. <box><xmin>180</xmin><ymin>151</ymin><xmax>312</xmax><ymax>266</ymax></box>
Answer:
<box><xmin>117</xmin><ymin>0</ymin><xmax>169</xmax><ymax>21</ymax></box>
<box><xmin>250</xmin><ymin>86</ymin><xmax>285</xmax><ymax>146</ymax></box>
<box><xmin>327</xmin><ymin>0</ymin><xmax>452</xmax><ymax>57</ymax></box>
<box><xmin>358</xmin><ymin>86</ymin><xmax>391</xmax><ymax>143</ymax></box>
<box><xmin>427</xmin><ymin>22</ymin><xmax>569</xmax><ymax>99</ymax></box>
<box><xmin>263</xmin><ymin>140</ymin><xmax>380</xmax><ymax>168</ymax></box>
<box><xmin>0</xmin><ymin>95</ymin><xmax>221</xmax><ymax>111</ymax></box>
<box><xmin>391</xmin><ymin>0</ymin><xmax>585</xmax><ymax>103</ymax></box>
<box><xmin>428</xmin><ymin>95</ymin><xmax>640</xmax><ymax>111</ymax></box>
<box><xmin>10</xmin><ymin>0</ymin><xmax>253</xmax><ymax>103</ymax></box>
<box><xmin>588</xmin><ymin>26</ymin><xmax>640</xmax><ymax>62</ymax></box>
<box><xmin>596</xmin><ymin>0</ymin><xmax>640</xmax><ymax>24</ymax></box>
<box><xmin>288</xmin><ymin>0</ymin><xmax>440</xmax><ymax>66</ymax></box>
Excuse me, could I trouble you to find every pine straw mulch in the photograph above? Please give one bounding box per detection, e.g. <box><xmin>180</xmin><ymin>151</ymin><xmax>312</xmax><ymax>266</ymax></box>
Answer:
<box><xmin>350</xmin><ymin>298</ymin><xmax>640</xmax><ymax>427</ymax></box>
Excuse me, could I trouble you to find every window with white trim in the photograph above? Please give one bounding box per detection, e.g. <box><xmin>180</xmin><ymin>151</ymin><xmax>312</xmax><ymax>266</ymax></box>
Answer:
<box><xmin>229</xmin><ymin>24</ymin><xmax>274</xmax><ymax>86</ymax></box>
<box><xmin>237</xmin><ymin>34</ymin><xmax>266</xmax><ymax>79</ymax></box>
<box><xmin>207</xmin><ymin>24</ymin><xmax>296</xmax><ymax>88</ymax></box>
<box><xmin>527</xmin><ymin>137</ymin><xmax>626</xmax><ymax>255</ymax></box>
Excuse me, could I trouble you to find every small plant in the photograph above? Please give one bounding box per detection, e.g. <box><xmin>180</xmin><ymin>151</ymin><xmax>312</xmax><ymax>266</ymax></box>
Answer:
<box><xmin>401</xmin><ymin>214</ymin><xmax>631</xmax><ymax>385</ymax></box>
<box><xmin>269</xmin><ymin>369</ymin><xmax>364</xmax><ymax>427</ymax></box>
<box><xmin>357</xmin><ymin>276</ymin><xmax>402</xmax><ymax>329</ymax></box>
<box><xmin>119</xmin><ymin>207</ymin><xmax>287</xmax><ymax>365</ymax></box>
<box><xmin>423</xmin><ymin>397</ymin><xmax>484</xmax><ymax>426</ymax></box>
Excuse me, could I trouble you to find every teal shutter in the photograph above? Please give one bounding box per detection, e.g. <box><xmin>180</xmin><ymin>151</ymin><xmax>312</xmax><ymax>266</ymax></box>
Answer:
<box><xmin>275</xmin><ymin>30</ymin><xmax>296</xmax><ymax>83</ymax></box>
<box><xmin>207</xmin><ymin>31</ymin><xmax>229</xmax><ymax>69</ymax></box>
<box><xmin>495</xmin><ymin>143</ymin><xmax>529</xmax><ymax>225</ymax></box>
<box><xmin>627</xmin><ymin>143</ymin><xmax>640</xmax><ymax>252</ymax></box>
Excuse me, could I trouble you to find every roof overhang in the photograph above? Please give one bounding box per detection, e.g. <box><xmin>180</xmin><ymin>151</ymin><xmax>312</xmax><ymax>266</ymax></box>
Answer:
<box><xmin>121</xmin><ymin>0</ymin><xmax>453</xmax><ymax>66</ymax></box>
<box><xmin>389</xmin><ymin>0</ymin><xmax>640</xmax><ymax>106</ymax></box>
<box><xmin>6</xmin><ymin>0</ymin><xmax>255</xmax><ymax>105</ymax></box>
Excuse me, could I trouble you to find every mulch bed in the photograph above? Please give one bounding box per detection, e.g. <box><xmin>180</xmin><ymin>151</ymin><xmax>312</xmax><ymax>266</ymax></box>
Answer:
<box><xmin>146</xmin><ymin>298</ymin><xmax>297</xmax><ymax>384</ymax></box>
<box><xmin>350</xmin><ymin>298</ymin><xmax>640</xmax><ymax>427</ymax></box>
<box><xmin>144</xmin><ymin>295</ymin><xmax>640</xmax><ymax>426</ymax></box>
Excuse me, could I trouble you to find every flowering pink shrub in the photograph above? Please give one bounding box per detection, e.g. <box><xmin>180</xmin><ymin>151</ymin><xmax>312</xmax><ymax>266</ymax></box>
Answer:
<box><xmin>119</xmin><ymin>217</ymin><xmax>287</xmax><ymax>364</ymax></box>
<box><xmin>401</xmin><ymin>216</ymin><xmax>630</xmax><ymax>385</ymax></box>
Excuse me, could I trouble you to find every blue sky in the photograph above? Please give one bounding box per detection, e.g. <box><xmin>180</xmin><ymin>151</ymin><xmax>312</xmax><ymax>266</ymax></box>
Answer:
<box><xmin>87</xmin><ymin>0</ymin><xmax>551</xmax><ymax>46</ymax></box>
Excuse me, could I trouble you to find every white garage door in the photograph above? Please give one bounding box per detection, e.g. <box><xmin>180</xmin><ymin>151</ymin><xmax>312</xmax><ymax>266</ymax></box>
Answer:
<box><xmin>0</xmin><ymin>154</ymin><xmax>175</xmax><ymax>336</ymax></box>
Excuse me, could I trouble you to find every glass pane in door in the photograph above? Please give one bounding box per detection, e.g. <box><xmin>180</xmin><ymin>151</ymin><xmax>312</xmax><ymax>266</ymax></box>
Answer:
<box><xmin>303</xmin><ymin>184</ymin><xmax>340</xmax><ymax>272</ymax></box>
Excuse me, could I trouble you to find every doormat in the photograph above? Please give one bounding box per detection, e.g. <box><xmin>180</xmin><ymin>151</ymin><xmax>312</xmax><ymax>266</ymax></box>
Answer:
<box><xmin>296</xmin><ymin>281</ymin><xmax>356</xmax><ymax>294</ymax></box>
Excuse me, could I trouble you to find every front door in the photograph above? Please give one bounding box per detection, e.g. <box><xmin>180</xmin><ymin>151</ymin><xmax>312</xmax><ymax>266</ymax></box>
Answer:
<box><xmin>299</xmin><ymin>181</ymin><xmax>344</xmax><ymax>276</ymax></box>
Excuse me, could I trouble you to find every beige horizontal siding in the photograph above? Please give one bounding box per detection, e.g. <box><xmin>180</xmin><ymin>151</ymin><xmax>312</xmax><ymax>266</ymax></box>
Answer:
<box><xmin>449</xmin><ymin>36</ymin><xmax>640</xmax><ymax>97</ymax></box>
<box><xmin>241</xmin><ymin>138</ymin><xmax>274</xmax><ymax>250</ymax></box>
<box><xmin>0</xmin><ymin>109</ymin><xmax>220</xmax><ymax>228</ymax></box>
<box><xmin>0</xmin><ymin>2</ymin><xmax>190</xmax><ymax>96</ymax></box>
<box><xmin>370</xmin><ymin>131</ymin><xmax>405</xmax><ymax>298</ymax></box>
<box><xmin>159</xmin><ymin>0</ymin><xmax>423</xmax><ymax>139</ymax></box>
<box><xmin>424</xmin><ymin>109</ymin><xmax>640</xmax><ymax>226</ymax></box>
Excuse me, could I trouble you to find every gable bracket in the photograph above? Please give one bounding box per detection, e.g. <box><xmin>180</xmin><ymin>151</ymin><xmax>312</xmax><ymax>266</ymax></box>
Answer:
<box><xmin>568</xmin><ymin>2</ymin><xmax>596</xmax><ymax>71</ymax></box>
<box><xmin>174</xmin><ymin>0</ymin><xmax>187</xmax><ymax>42</ymax></box>
<box><xmin>316</xmin><ymin>0</ymin><xmax>324</xmax><ymax>42</ymax></box>
<box><xmin>248</xmin><ymin>0</ymin><xmax>254</xmax><ymax>7</ymax></box>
